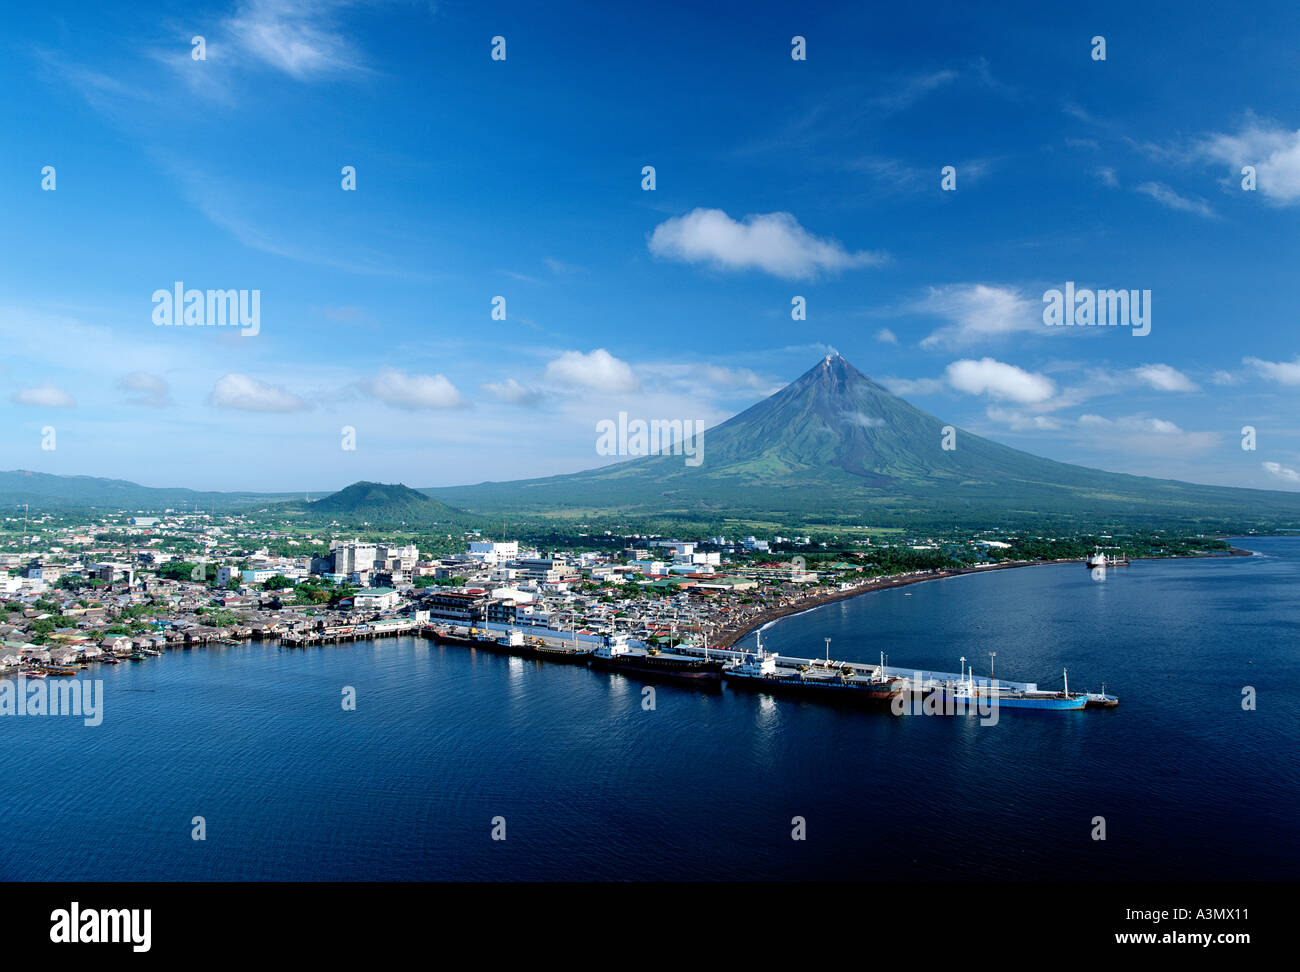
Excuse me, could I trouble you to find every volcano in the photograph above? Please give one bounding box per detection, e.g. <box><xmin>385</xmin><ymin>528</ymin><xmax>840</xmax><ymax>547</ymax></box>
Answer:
<box><xmin>426</xmin><ymin>354</ymin><xmax>1300</xmax><ymax>529</ymax></box>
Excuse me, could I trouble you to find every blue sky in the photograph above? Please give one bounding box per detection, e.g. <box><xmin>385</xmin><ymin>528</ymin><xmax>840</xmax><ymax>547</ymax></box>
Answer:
<box><xmin>3</xmin><ymin>0</ymin><xmax>1300</xmax><ymax>493</ymax></box>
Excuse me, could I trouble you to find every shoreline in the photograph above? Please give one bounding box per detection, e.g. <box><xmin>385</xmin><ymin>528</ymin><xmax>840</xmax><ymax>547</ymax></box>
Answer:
<box><xmin>716</xmin><ymin>545</ymin><xmax>1254</xmax><ymax>649</ymax></box>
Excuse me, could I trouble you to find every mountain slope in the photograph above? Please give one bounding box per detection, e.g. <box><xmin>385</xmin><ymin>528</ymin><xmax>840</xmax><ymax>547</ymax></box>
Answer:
<box><xmin>425</xmin><ymin>354</ymin><xmax>1300</xmax><ymax>528</ymax></box>
<box><xmin>0</xmin><ymin>470</ymin><xmax>288</xmax><ymax>511</ymax></box>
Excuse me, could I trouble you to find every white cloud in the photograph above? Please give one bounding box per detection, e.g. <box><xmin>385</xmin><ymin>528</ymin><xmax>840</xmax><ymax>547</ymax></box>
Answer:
<box><xmin>1096</xmin><ymin>166</ymin><xmax>1119</xmax><ymax>188</ymax></box>
<box><xmin>986</xmin><ymin>406</ymin><xmax>1063</xmax><ymax>431</ymax></box>
<box><xmin>1245</xmin><ymin>356</ymin><xmax>1300</xmax><ymax>385</ymax></box>
<box><xmin>1079</xmin><ymin>414</ymin><xmax>1183</xmax><ymax>434</ymax></box>
<box><xmin>842</xmin><ymin>411</ymin><xmax>886</xmax><ymax>428</ymax></box>
<box><xmin>1196</xmin><ymin>121</ymin><xmax>1300</xmax><ymax>204</ymax></box>
<box><xmin>225</xmin><ymin>0</ymin><xmax>367</xmax><ymax>80</ymax></box>
<box><xmin>1210</xmin><ymin>370</ymin><xmax>1237</xmax><ymax>386</ymax></box>
<box><xmin>869</xmin><ymin>70</ymin><xmax>958</xmax><ymax>111</ymax></box>
<box><xmin>116</xmin><ymin>371</ymin><xmax>172</xmax><ymax>407</ymax></box>
<box><xmin>1133</xmin><ymin>363</ymin><xmax>1198</xmax><ymax>392</ymax></box>
<box><xmin>945</xmin><ymin>358</ymin><xmax>1056</xmax><ymax>404</ymax></box>
<box><xmin>648</xmin><ymin>208</ymin><xmax>886</xmax><ymax>280</ymax></box>
<box><xmin>209</xmin><ymin>373</ymin><xmax>308</xmax><ymax>412</ymax></box>
<box><xmin>916</xmin><ymin>284</ymin><xmax>1038</xmax><ymax>349</ymax></box>
<box><xmin>482</xmin><ymin>377</ymin><xmax>544</xmax><ymax>406</ymax></box>
<box><xmin>10</xmin><ymin>383</ymin><xmax>76</xmax><ymax>408</ymax></box>
<box><xmin>364</xmin><ymin>367</ymin><xmax>466</xmax><ymax>410</ymax></box>
<box><xmin>1263</xmin><ymin>461</ymin><xmax>1300</xmax><ymax>484</ymax></box>
<box><xmin>875</xmin><ymin>327</ymin><xmax>899</xmax><ymax>345</ymax></box>
<box><xmin>878</xmin><ymin>376</ymin><xmax>945</xmax><ymax>397</ymax></box>
<box><xmin>544</xmin><ymin>349</ymin><xmax>641</xmax><ymax>393</ymax></box>
<box><xmin>1136</xmin><ymin>181</ymin><xmax>1216</xmax><ymax>218</ymax></box>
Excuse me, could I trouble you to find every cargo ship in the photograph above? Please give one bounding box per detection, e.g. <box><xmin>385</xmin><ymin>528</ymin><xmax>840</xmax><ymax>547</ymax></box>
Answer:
<box><xmin>938</xmin><ymin>668</ymin><xmax>1089</xmax><ymax>711</ymax></box>
<box><xmin>526</xmin><ymin>634</ymin><xmax>593</xmax><ymax>664</ymax></box>
<box><xmin>427</xmin><ymin>625</ymin><xmax>530</xmax><ymax>656</ymax></box>
<box><xmin>722</xmin><ymin>637</ymin><xmax>901</xmax><ymax>705</ymax></box>
<box><xmin>589</xmin><ymin>634</ymin><xmax>724</xmax><ymax>682</ymax></box>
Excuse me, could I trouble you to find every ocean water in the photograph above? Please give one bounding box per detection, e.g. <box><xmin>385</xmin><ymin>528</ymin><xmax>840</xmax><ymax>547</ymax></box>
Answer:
<box><xmin>3</xmin><ymin>538</ymin><xmax>1297</xmax><ymax>881</ymax></box>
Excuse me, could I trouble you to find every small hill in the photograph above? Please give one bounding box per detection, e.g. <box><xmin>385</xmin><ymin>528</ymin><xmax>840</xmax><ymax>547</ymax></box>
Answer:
<box><xmin>297</xmin><ymin>481</ymin><xmax>459</xmax><ymax>522</ymax></box>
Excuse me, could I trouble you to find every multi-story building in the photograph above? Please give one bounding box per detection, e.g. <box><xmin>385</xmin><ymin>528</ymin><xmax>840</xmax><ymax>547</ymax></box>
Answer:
<box><xmin>423</xmin><ymin>590</ymin><xmax>488</xmax><ymax>623</ymax></box>
<box><xmin>467</xmin><ymin>541</ymin><xmax>519</xmax><ymax>565</ymax></box>
<box><xmin>331</xmin><ymin>541</ymin><xmax>378</xmax><ymax>576</ymax></box>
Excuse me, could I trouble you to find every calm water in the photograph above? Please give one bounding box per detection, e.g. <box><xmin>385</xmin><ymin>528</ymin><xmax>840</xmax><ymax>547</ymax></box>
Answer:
<box><xmin>4</xmin><ymin>538</ymin><xmax>1298</xmax><ymax>881</ymax></box>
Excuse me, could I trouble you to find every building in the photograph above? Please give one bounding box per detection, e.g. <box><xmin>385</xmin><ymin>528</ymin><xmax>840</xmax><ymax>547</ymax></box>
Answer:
<box><xmin>423</xmin><ymin>590</ymin><xmax>488</xmax><ymax>623</ymax></box>
<box><xmin>332</xmin><ymin>541</ymin><xmax>377</xmax><ymax>576</ymax></box>
<box><xmin>467</xmin><ymin>541</ymin><xmax>519</xmax><ymax>565</ymax></box>
<box><xmin>514</xmin><ymin>557</ymin><xmax>573</xmax><ymax>584</ymax></box>
<box><xmin>352</xmin><ymin>587</ymin><xmax>401</xmax><ymax>611</ymax></box>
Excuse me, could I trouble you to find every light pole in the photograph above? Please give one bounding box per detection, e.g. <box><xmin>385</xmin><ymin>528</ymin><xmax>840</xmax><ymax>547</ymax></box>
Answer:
<box><xmin>960</xmin><ymin>655</ymin><xmax>966</xmax><ymax>680</ymax></box>
<box><xmin>989</xmin><ymin>651</ymin><xmax>997</xmax><ymax>680</ymax></box>
<box><xmin>824</xmin><ymin>637</ymin><xmax>831</xmax><ymax>665</ymax></box>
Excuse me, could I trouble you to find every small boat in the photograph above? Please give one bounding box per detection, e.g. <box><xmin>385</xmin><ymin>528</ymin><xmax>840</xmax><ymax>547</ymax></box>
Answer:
<box><xmin>23</xmin><ymin>670</ymin><xmax>48</xmax><ymax>679</ymax></box>
<box><xmin>1084</xmin><ymin>683</ymin><xmax>1120</xmax><ymax>708</ymax></box>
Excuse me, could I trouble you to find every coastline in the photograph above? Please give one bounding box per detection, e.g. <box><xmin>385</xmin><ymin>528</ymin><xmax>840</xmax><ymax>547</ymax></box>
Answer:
<box><xmin>716</xmin><ymin>545</ymin><xmax>1254</xmax><ymax>649</ymax></box>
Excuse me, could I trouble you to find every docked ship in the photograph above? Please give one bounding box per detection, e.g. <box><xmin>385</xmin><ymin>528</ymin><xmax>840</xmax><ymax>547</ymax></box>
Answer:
<box><xmin>589</xmin><ymin>633</ymin><xmax>724</xmax><ymax>682</ymax></box>
<box><xmin>938</xmin><ymin>668</ymin><xmax>1089</xmax><ymax>711</ymax></box>
<box><xmin>722</xmin><ymin>637</ymin><xmax>902</xmax><ymax>705</ymax></box>
<box><xmin>526</xmin><ymin>634</ymin><xmax>593</xmax><ymax>664</ymax></box>
<box><xmin>425</xmin><ymin>625</ymin><xmax>525</xmax><ymax>655</ymax></box>
<box><xmin>1085</xmin><ymin>550</ymin><xmax>1128</xmax><ymax>568</ymax></box>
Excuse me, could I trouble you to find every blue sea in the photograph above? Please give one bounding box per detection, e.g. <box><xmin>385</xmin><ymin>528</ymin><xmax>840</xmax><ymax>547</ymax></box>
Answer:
<box><xmin>3</xmin><ymin>538</ymin><xmax>1297</xmax><ymax>881</ymax></box>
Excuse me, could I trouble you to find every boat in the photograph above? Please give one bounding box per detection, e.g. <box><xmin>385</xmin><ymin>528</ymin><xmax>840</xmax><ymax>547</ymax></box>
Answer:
<box><xmin>1086</xmin><ymin>550</ymin><xmax>1108</xmax><ymax>568</ymax></box>
<box><xmin>527</xmin><ymin>635</ymin><xmax>593</xmax><ymax>663</ymax></box>
<box><xmin>723</xmin><ymin>636</ymin><xmax>901</xmax><ymax>705</ymax></box>
<box><xmin>590</xmin><ymin>633</ymin><xmax>724</xmax><ymax>682</ymax></box>
<box><xmin>1084</xmin><ymin>683</ymin><xmax>1120</xmax><ymax>708</ymax></box>
<box><xmin>939</xmin><ymin>668</ymin><xmax>1088</xmax><ymax>711</ymax></box>
<box><xmin>23</xmin><ymin>669</ymin><xmax>48</xmax><ymax>679</ymax></box>
<box><xmin>427</xmin><ymin>626</ymin><xmax>496</xmax><ymax>649</ymax></box>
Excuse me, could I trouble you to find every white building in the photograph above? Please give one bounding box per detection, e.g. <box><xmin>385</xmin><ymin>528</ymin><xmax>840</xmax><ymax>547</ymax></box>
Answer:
<box><xmin>353</xmin><ymin>587</ymin><xmax>400</xmax><ymax>611</ymax></box>
<box><xmin>467</xmin><ymin>541</ymin><xmax>519</xmax><ymax>565</ymax></box>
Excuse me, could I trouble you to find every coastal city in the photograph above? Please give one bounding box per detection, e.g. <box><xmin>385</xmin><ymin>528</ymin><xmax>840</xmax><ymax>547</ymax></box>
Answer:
<box><xmin>0</xmin><ymin>507</ymin><xmax>1230</xmax><ymax>707</ymax></box>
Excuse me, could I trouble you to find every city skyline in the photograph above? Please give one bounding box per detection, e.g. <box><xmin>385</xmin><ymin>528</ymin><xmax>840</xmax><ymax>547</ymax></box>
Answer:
<box><xmin>3</xmin><ymin>0</ymin><xmax>1300</xmax><ymax>492</ymax></box>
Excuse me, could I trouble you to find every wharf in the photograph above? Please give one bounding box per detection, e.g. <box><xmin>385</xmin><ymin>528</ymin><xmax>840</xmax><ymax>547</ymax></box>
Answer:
<box><xmin>280</xmin><ymin>620</ymin><xmax>416</xmax><ymax>647</ymax></box>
